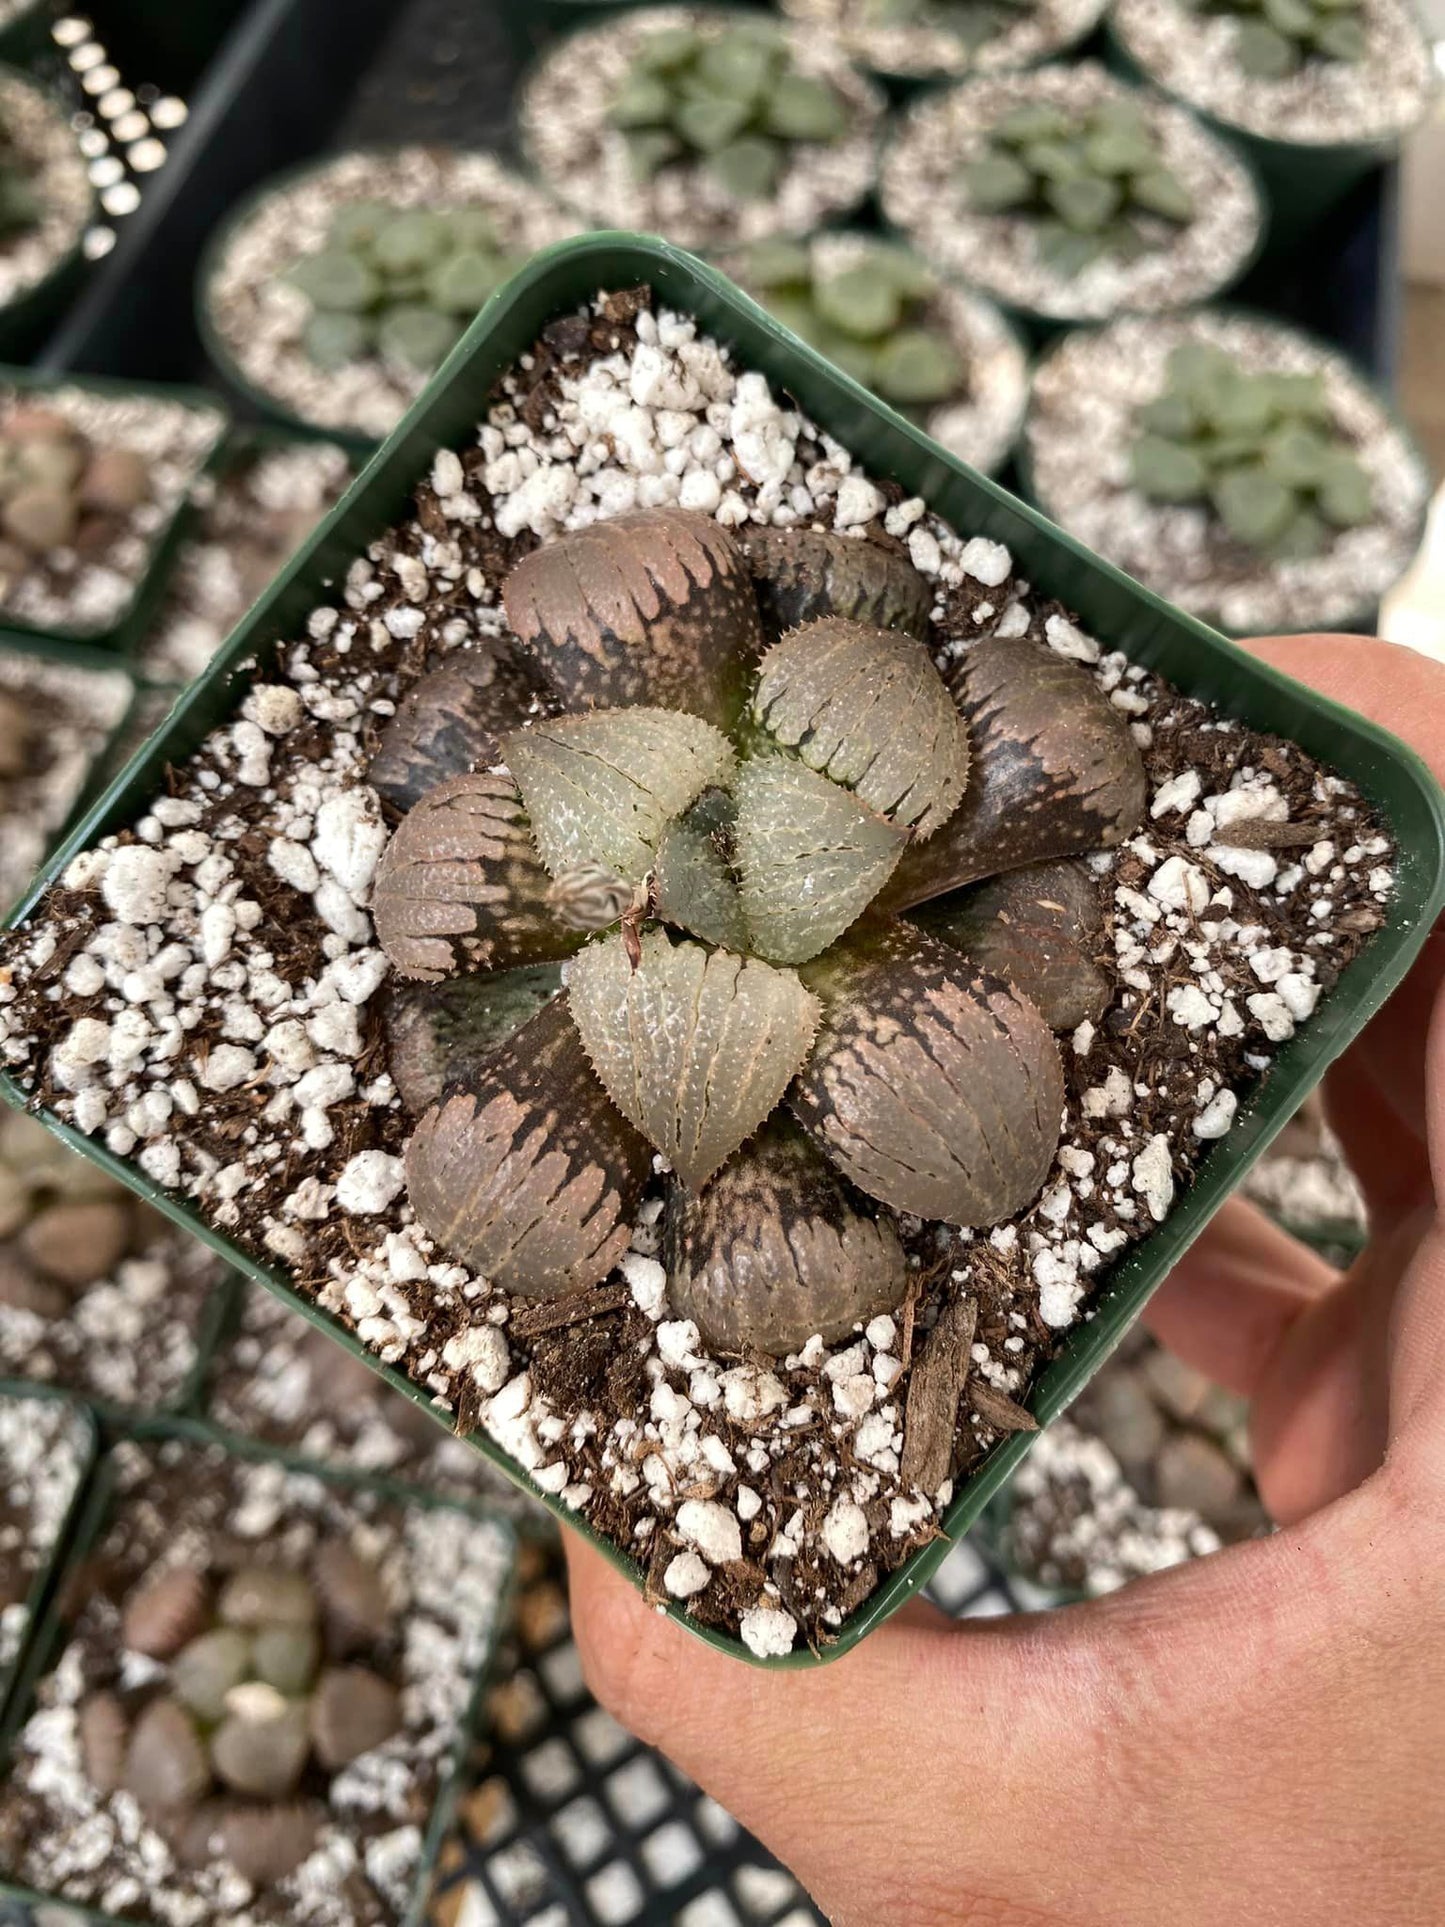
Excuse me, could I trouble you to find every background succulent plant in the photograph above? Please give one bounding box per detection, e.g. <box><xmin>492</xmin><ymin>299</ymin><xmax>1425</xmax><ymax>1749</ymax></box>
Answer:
<box><xmin>733</xmin><ymin>237</ymin><xmax>966</xmax><ymax>409</ymax></box>
<box><xmin>960</xmin><ymin>94</ymin><xmax>1194</xmax><ymax>278</ymax></box>
<box><xmin>284</xmin><ymin>203</ymin><xmax>526</xmax><ymax>375</ymax></box>
<box><xmin>609</xmin><ymin>19</ymin><xmax>851</xmax><ymax>198</ymax></box>
<box><xmin>0</xmin><ymin>405</ymin><xmax>150</xmax><ymax>580</ymax></box>
<box><xmin>1129</xmin><ymin>340</ymin><xmax>1374</xmax><ymax>558</ymax></box>
<box><xmin>1186</xmin><ymin>0</ymin><xmax>1368</xmax><ymax>78</ymax></box>
<box><xmin>369</xmin><ymin>507</ymin><xmax>1146</xmax><ymax>1358</ymax></box>
<box><xmin>89</xmin><ymin>1547</ymin><xmax>401</xmax><ymax>1888</ymax></box>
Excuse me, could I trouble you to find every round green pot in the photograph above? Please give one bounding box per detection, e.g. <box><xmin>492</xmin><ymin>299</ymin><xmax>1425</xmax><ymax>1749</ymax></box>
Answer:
<box><xmin>0</xmin><ymin>62</ymin><xmax>96</xmax><ymax>362</ymax></box>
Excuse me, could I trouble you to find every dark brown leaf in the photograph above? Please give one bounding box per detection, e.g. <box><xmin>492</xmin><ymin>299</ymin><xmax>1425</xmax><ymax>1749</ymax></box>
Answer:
<box><xmin>567</xmin><ymin>928</ymin><xmax>820</xmax><ymax>1191</ymax></box>
<box><xmin>383</xmin><ymin>965</ymin><xmax>564</xmax><ymax>1114</ymax></box>
<box><xmin>879</xmin><ymin>637</ymin><xmax>1147</xmax><ymax>912</ymax></box>
<box><xmin>122</xmin><ymin>1565</ymin><xmax>209</xmax><ymax>1660</ymax></box>
<box><xmin>78</xmin><ymin>1691</ymin><xmax>127</xmax><ymax>1798</ymax></box>
<box><xmin>217</xmin><ymin>1801</ymin><xmax>321</xmax><ymax>1887</ymax></box>
<box><xmin>900</xmin><ymin>1293</ymin><xmax>977</xmax><ymax>1492</ymax></box>
<box><xmin>911</xmin><ymin>857</ymin><xmax>1110</xmax><ymax>1032</ymax></box>
<box><xmin>211</xmin><ymin>1701</ymin><xmax>310</xmax><ymax>1801</ymax></box>
<box><xmin>793</xmin><ymin>923</ymin><xmax>1065</xmax><ymax>1225</ymax></box>
<box><xmin>750</xmin><ymin>618</ymin><xmax>968</xmax><ymax>838</ymax></box>
<box><xmin>372</xmin><ymin>773</ymin><xmax>580</xmax><ymax>983</ymax></box>
<box><xmin>405</xmin><ymin>994</ymin><xmax>651</xmax><ymax>1299</ymax></box>
<box><xmin>123</xmin><ymin>1697</ymin><xmax>210</xmax><ymax>1813</ymax></box>
<box><xmin>368</xmin><ymin>645</ymin><xmax>552</xmax><ymax>812</ymax></box>
<box><xmin>741</xmin><ymin>527</ymin><xmax>932</xmax><ymax>639</ymax></box>
<box><xmin>665</xmin><ymin>1118</ymin><xmax>908</xmax><ymax>1357</ymax></box>
<box><xmin>312</xmin><ymin>1542</ymin><xmax>391</xmax><ymax>1649</ymax></box>
<box><xmin>502</xmin><ymin>508</ymin><xmax>762</xmax><ymax>727</ymax></box>
<box><xmin>309</xmin><ymin>1667</ymin><xmax>402</xmax><ymax>1769</ymax></box>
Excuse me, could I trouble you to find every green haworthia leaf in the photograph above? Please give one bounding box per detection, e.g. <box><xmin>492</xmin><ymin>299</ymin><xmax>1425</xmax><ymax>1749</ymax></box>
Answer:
<box><xmin>791</xmin><ymin>923</ymin><xmax>1065</xmax><ymax>1226</ymax></box>
<box><xmin>994</xmin><ymin>102</ymin><xmax>1074</xmax><ymax>146</ymax></box>
<box><xmin>740</xmin><ymin>526</ymin><xmax>933</xmax><ymax>640</ymax></box>
<box><xmin>330</xmin><ymin>201</ymin><xmax>392</xmax><ymax>250</ymax></box>
<box><xmin>697</xmin><ymin>29</ymin><xmax>776</xmax><ymax>102</ymax></box>
<box><xmin>674</xmin><ymin>88</ymin><xmax>753</xmax><ymax>154</ymax></box>
<box><xmin>1212</xmin><ymin>466</ymin><xmax>1296</xmax><ymax>545</ymax></box>
<box><xmin>288</xmin><ymin>249</ymin><xmax>379</xmax><ymax>313</ymax></box>
<box><xmin>505</xmin><ymin>708</ymin><xmax>735</xmax><ymax>887</ymax></box>
<box><xmin>961</xmin><ymin>152</ymin><xmax>1033</xmax><ymax>212</ymax></box>
<box><xmin>763</xmin><ymin>72</ymin><xmax>849</xmax><ymax>142</ymax></box>
<box><xmin>611</xmin><ymin>72</ymin><xmax>673</xmax><ymax>128</ymax></box>
<box><xmin>373</xmin><ymin>773</ymin><xmax>582</xmax><ymax>983</ymax></box>
<box><xmin>384</xmin><ymin>965</ymin><xmax>565</xmax><ymax>1115</ymax></box>
<box><xmin>871</xmin><ymin>246</ymin><xmax>937</xmax><ymax>299</ymax></box>
<box><xmin>445</xmin><ymin>207</ymin><xmax>500</xmax><ymax>251</ymax></box>
<box><xmin>880</xmin><ymin>636</ymin><xmax>1148</xmax><ymax>912</ymax></box>
<box><xmin>502</xmin><ymin>507</ymin><xmax>762</xmax><ymax>728</ymax></box>
<box><xmin>873</xmin><ymin>329</ymin><xmax>964</xmax><ymax>406</ymax></box>
<box><xmin>1035</xmin><ymin>223</ymin><xmax>1106</xmax><ymax>278</ymax></box>
<box><xmin>1024</xmin><ymin>138</ymin><xmax>1086</xmax><ymax>182</ymax></box>
<box><xmin>813</xmin><ymin>268</ymin><xmax>902</xmax><ymax>343</ymax></box>
<box><xmin>1138</xmin><ymin>389</ymin><xmax>1199</xmax><ymax>440</ymax></box>
<box><xmin>1264</xmin><ymin>0</ymin><xmax>1317</xmax><ymax>35</ymax></box>
<box><xmin>625</xmin><ymin>128</ymin><xmax>681</xmax><ymax>180</ymax></box>
<box><xmin>1207</xmin><ymin>372</ymin><xmax>1276</xmax><ymax>437</ymax></box>
<box><xmin>1261</xmin><ymin>422</ymin><xmax>1335</xmax><ymax>489</ymax></box>
<box><xmin>1314</xmin><ymin>15</ymin><xmax>1368</xmax><ymax>61</ymax></box>
<box><xmin>736</xmin><ymin>237</ymin><xmax>812</xmax><ymax>289</ymax></box>
<box><xmin>1236</xmin><ymin>18</ymin><xmax>1300</xmax><ymax>76</ymax></box>
<box><xmin>1268</xmin><ymin>371</ymin><xmax>1332</xmax><ymax>421</ymax></box>
<box><xmin>1131</xmin><ymin>434</ymin><xmax>1209</xmax><ymax>503</ymax></box>
<box><xmin>910</xmin><ymin>857</ymin><xmax>1110</xmax><ymax>1032</ymax></box>
<box><xmin>733</xmin><ymin>757</ymin><xmax>907</xmax><ymax>965</ymax></box>
<box><xmin>710</xmin><ymin>135</ymin><xmax>783</xmax><ymax>200</ymax></box>
<box><xmin>664</xmin><ymin>1117</ymin><xmax>908</xmax><ymax>1356</ymax></box>
<box><xmin>369</xmin><ymin>646</ymin><xmax>551</xmax><ymax>813</ymax></box>
<box><xmin>567</xmin><ymin>928</ymin><xmax>821</xmax><ymax>1190</ymax></box>
<box><xmin>377</xmin><ymin>304</ymin><xmax>463</xmax><ymax>371</ymax></box>
<box><xmin>1267</xmin><ymin>508</ymin><xmax>1330</xmax><ymax>561</ymax></box>
<box><xmin>427</xmin><ymin>248</ymin><xmax>509</xmax><ymax>316</ymax></box>
<box><xmin>303</xmin><ymin>311</ymin><xmax>373</xmax><ymax>371</ymax></box>
<box><xmin>653</xmin><ymin>805</ymin><xmax>748</xmax><ymax>950</ymax></box>
<box><xmin>1130</xmin><ymin>167</ymin><xmax>1195</xmax><ymax>223</ymax></box>
<box><xmin>1047</xmin><ymin>175</ymin><xmax>1122</xmax><ymax>235</ymax></box>
<box><xmin>751</xmin><ymin>618</ymin><xmax>969</xmax><ymax>838</ymax></box>
<box><xmin>1318</xmin><ymin>455</ymin><xmax>1373</xmax><ymax>527</ymax></box>
<box><xmin>406</xmin><ymin>995</ymin><xmax>652</xmax><ymax>1299</ymax></box>
<box><xmin>1085</xmin><ymin>125</ymin><xmax>1158</xmax><ymax>176</ymax></box>
<box><xmin>372</xmin><ymin>210</ymin><xmax>453</xmax><ymax>276</ymax></box>
<box><xmin>635</xmin><ymin>25</ymin><xmax>702</xmax><ymax>70</ymax></box>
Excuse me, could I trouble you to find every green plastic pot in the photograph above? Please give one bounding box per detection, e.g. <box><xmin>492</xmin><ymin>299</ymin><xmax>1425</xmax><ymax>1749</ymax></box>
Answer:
<box><xmin>1106</xmin><ymin>13</ymin><xmax>1436</xmax><ymax>241</ymax></box>
<box><xmin>1015</xmin><ymin>303</ymin><xmax>1433</xmax><ymax>637</ymax></box>
<box><xmin>0</xmin><ymin>1414</ymin><xmax>518</xmax><ymax>1927</ymax></box>
<box><xmin>0</xmin><ymin>1385</ymin><xmax>97</xmax><ymax>1733</ymax></box>
<box><xmin>0</xmin><ymin>62</ymin><xmax>95</xmax><ymax>361</ymax></box>
<box><xmin>0</xmin><ymin>366</ymin><xmax>229</xmax><ymax>653</ymax></box>
<box><xmin>3</xmin><ymin>232</ymin><xmax>1443</xmax><ymax>1669</ymax></box>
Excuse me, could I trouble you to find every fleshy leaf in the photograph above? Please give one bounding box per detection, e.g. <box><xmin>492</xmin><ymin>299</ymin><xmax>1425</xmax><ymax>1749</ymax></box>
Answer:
<box><xmin>405</xmin><ymin>995</ymin><xmax>651</xmax><ymax>1299</ymax></box>
<box><xmin>372</xmin><ymin>773</ymin><xmax>581</xmax><ymax>982</ymax></box>
<box><xmin>502</xmin><ymin>508</ymin><xmax>762</xmax><ymax>727</ymax></box>
<box><xmin>1212</xmin><ymin>467</ymin><xmax>1296</xmax><ymax>545</ymax></box>
<box><xmin>762</xmin><ymin>73</ymin><xmax>849</xmax><ymax>142</ymax></box>
<box><xmin>740</xmin><ymin>527</ymin><xmax>932</xmax><ymax>640</ymax></box>
<box><xmin>303</xmin><ymin>312</ymin><xmax>372</xmax><ymax>370</ymax></box>
<box><xmin>710</xmin><ymin>135</ymin><xmax>782</xmax><ymax>200</ymax></box>
<box><xmin>654</xmin><ymin>804</ymin><xmax>748</xmax><ymax>949</ymax></box>
<box><xmin>1318</xmin><ymin>455</ymin><xmax>1373</xmax><ymax>527</ymax></box>
<box><xmin>384</xmin><ymin>965</ymin><xmax>564</xmax><ymax>1114</ymax></box>
<box><xmin>792</xmin><ymin>923</ymin><xmax>1065</xmax><ymax>1225</ymax></box>
<box><xmin>505</xmin><ymin>708</ymin><xmax>734</xmax><ymax>886</ymax></box>
<box><xmin>376</xmin><ymin>305</ymin><xmax>463</xmax><ymax>372</ymax></box>
<box><xmin>1131</xmin><ymin>435</ymin><xmax>1208</xmax><ymax>503</ymax></box>
<box><xmin>911</xmin><ymin>858</ymin><xmax>1111</xmax><ymax>1032</ymax></box>
<box><xmin>566</xmin><ymin>928</ymin><xmax>820</xmax><ymax>1190</ymax></box>
<box><xmin>734</xmin><ymin>757</ymin><xmax>907</xmax><ymax>965</ymax></box>
<box><xmin>1130</xmin><ymin>167</ymin><xmax>1195</xmax><ymax>223</ymax></box>
<box><xmin>288</xmin><ymin>249</ymin><xmax>379</xmax><ymax>313</ymax></box>
<box><xmin>879</xmin><ymin>636</ymin><xmax>1148</xmax><ymax>912</ymax></box>
<box><xmin>813</xmin><ymin>268</ymin><xmax>901</xmax><ymax>342</ymax></box>
<box><xmin>664</xmin><ymin>1117</ymin><xmax>908</xmax><ymax>1356</ymax></box>
<box><xmin>750</xmin><ymin>618</ymin><xmax>969</xmax><ymax>838</ymax></box>
<box><xmin>369</xmin><ymin>646</ymin><xmax>551</xmax><ymax>812</ymax></box>
<box><xmin>1236</xmin><ymin>19</ymin><xmax>1300</xmax><ymax>77</ymax></box>
<box><xmin>873</xmin><ymin>329</ymin><xmax>964</xmax><ymax>406</ymax></box>
<box><xmin>962</xmin><ymin>152</ymin><xmax>1033</xmax><ymax>211</ymax></box>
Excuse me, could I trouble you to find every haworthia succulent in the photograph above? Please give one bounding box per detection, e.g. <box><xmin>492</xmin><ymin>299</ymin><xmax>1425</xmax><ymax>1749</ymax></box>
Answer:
<box><xmin>383</xmin><ymin>964</ymin><xmax>565</xmax><ymax>1115</ymax></box>
<box><xmin>504</xmin><ymin>707</ymin><xmax>735</xmax><ymax>886</ymax></box>
<box><xmin>733</xmin><ymin>756</ymin><xmax>908</xmax><ymax>965</ymax></box>
<box><xmin>567</xmin><ymin>928</ymin><xmax>821</xmax><ymax>1191</ymax></box>
<box><xmin>739</xmin><ymin>526</ymin><xmax>933</xmax><ymax>639</ymax></box>
<box><xmin>369</xmin><ymin>645</ymin><xmax>552</xmax><ymax>814</ymax></box>
<box><xmin>405</xmin><ymin>995</ymin><xmax>652</xmax><ymax>1298</ymax></box>
<box><xmin>1186</xmin><ymin>0</ymin><xmax>1370</xmax><ymax>77</ymax></box>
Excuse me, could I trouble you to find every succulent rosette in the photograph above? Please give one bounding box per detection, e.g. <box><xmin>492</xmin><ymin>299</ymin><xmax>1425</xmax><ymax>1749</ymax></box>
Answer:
<box><xmin>370</xmin><ymin>508</ymin><xmax>1146</xmax><ymax>1358</ymax></box>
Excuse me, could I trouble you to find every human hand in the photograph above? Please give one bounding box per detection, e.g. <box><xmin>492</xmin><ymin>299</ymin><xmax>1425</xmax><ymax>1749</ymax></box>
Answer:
<box><xmin>563</xmin><ymin>636</ymin><xmax>1445</xmax><ymax>1927</ymax></box>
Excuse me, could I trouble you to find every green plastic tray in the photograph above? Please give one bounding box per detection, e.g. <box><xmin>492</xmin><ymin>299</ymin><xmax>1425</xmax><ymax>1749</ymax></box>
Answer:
<box><xmin>0</xmin><ymin>1414</ymin><xmax>518</xmax><ymax>1927</ymax></box>
<box><xmin>3</xmin><ymin>232</ymin><xmax>1443</xmax><ymax>1670</ymax></box>
<box><xmin>0</xmin><ymin>365</ymin><xmax>229</xmax><ymax>653</ymax></box>
<box><xmin>0</xmin><ymin>1385</ymin><xmax>98</xmax><ymax>1735</ymax></box>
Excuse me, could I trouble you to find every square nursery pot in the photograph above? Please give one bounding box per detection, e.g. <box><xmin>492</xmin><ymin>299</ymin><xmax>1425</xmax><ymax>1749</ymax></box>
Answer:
<box><xmin>3</xmin><ymin>232</ymin><xmax>1445</xmax><ymax>1669</ymax></box>
<box><xmin>0</xmin><ymin>1385</ymin><xmax>97</xmax><ymax>1733</ymax></box>
<box><xmin>0</xmin><ymin>1416</ymin><xmax>518</xmax><ymax>1927</ymax></box>
<box><xmin>0</xmin><ymin>366</ymin><xmax>228</xmax><ymax>655</ymax></box>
